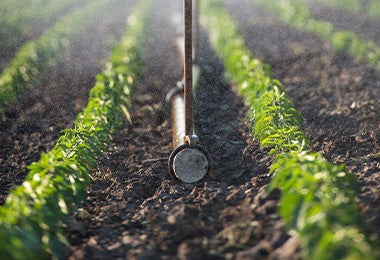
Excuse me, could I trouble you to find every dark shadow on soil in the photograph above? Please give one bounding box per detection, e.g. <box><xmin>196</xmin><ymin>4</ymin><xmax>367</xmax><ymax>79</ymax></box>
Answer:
<box><xmin>195</xmin><ymin>28</ymin><xmax>256</xmax><ymax>182</ymax></box>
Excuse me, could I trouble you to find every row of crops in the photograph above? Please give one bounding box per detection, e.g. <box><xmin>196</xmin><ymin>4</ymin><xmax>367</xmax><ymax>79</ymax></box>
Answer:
<box><xmin>253</xmin><ymin>0</ymin><xmax>380</xmax><ymax>71</ymax></box>
<box><xmin>0</xmin><ymin>0</ymin><xmax>128</xmax><ymax>112</ymax></box>
<box><xmin>0</xmin><ymin>0</ymin><xmax>91</xmax><ymax>48</ymax></box>
<box><xmin>312</xmin><ymin>0</ymin><xmax>380</xmax><ymax>19</ymax></box>
<box><xmin>201</xmin><ymin>0</ymin><xmax>379</xmax><ymax>259</ymax></box>
<box><xmin>0</xmin><ymin>0</ymin><xmax>152</xmax><ymax>258</ymax></box>
<box><xmin>0</xmin><ymin>0</ymin><xmax>379</xmax><ymax>258</ymax></box>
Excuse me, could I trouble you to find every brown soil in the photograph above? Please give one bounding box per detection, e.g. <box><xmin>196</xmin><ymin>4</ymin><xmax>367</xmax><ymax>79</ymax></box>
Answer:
<box><xmin>0</xmin><ymin>0</ymin><xmax>134</xmax><ymax>205</ymax></box>
<box><xmin>0</xmin><ymin>1</ymin><xmax>89</xmax><ymax>72</ymax></box>
<box><xmin>67</xmin><ymin>1</ymin><xmax>297</xmax><ymax>258</ymax></box>
<box><xmin>0</xmin><ymin>0</ymin><xmax>379</xmax><ymax>259</ymax></box>
<box><xmin>304</xmin><ymin>1</ymin><xmax>380</xmax><ymax>45</ymax></box>
<box><xmin>227</xmin><ymin>0</ymin><xmax>380</xmax><ymax>238</ymax></box>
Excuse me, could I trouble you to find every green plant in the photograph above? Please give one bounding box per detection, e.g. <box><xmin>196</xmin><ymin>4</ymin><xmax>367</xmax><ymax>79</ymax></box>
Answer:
<box><xmin>270</xmin><ymin>152</ymin><xmax>375</xmax><ymax>259</ymax></box>
<box><xmin>252</xmin><ymin>86</ymin><xmax>306</xmax><ymax>154</ymax></box>
<box><xmin>201</xmin><ymin>1</ymin><xmax>380</xmax><ymax>258</ymax></box>
<box><xmin>252</xmin><ymin>0</ymin><xmax>380</xmax><ymax>71</ymax></box>
<box><xmin>368</xmin><ymin>1</ymin><xmax>380</xmax><ymax>19</ymax></box>
<box><xmin>0</xmin><ymin>0</ymin><xmax>91</xmax><ymax>49</ymax></box>
<box><xmin>0</xmin><ymin>0</ymin><xmax>121</xmax><ymax>113</ymax></box>
<box><xmin>0</xmin><ymin>0</ymin><xmax>153</xmax><ymax>258</ymax></box>
<box><xmin>201</xmin><ymin>0</ymin><xmax>308</xmax><ymax>155</ymax></box>
<box><xmin>311</xmin><ymin>0</ymin><xmax>380</xmax><ymax>20</ymax></box>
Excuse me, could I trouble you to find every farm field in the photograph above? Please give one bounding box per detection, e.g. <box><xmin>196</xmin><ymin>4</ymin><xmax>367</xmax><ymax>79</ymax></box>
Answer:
<box><xmin>0</xmin><ymin>0</ymin><xmax>379</xmax><ymax>259</ymax></box>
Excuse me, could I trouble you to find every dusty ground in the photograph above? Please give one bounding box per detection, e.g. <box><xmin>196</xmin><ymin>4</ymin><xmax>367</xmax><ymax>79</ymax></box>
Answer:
<box><xmin>0</xmin><ymin>0</ymin><xmax>379</xmax><ymax>259</ymax></box>
<box><xmin>0</xmin><ymin>1</ymin><xmax>89</xmax><ymax>72</ymax></box>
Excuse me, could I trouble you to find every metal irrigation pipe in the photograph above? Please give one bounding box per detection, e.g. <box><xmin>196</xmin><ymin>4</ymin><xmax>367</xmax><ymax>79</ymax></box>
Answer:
<box><xmin>184</xmin><ymin>0</ymin><xmax>194</xmax><ymax>138</ymax></box>
<box><xmin>170</xmin><ymin>82</ymin><xmax>186</xmax><ymax>149</ymax></box>
<box><xmin>166</xmin><ymin>0</ymin><xmax>211</xmax><ymax>183</ymax></box>
<box><xmin>193</xmin><ymin>0</ymin><xmax>199</xmax><ymax>64</ymax></box>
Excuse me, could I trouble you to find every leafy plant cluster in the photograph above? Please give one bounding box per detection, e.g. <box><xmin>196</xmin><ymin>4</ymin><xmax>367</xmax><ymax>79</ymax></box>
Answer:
<box><xmin>367</xmin><ymin>1</ymin><xmax>380</xmax><ymax>19</ymax></box>
<box><xmin>201</xmin><ymin>0</ymin><xmax>307</xmax><ymax>155</ymax></box>
<box><xmin>201</xmin><ymin>1</ymin><xmax>379</xmax><ymax>259</ymax></box>
<box><xmin>270</xmin><ymin>152</ymin><xmax>376</xmax><ymax>259</ymax></box>
<box><xmin>252</xmin><ymin>0</ymin><xmax>380</xmax><ymax>71</ymax></box>
<box><xmin>0</xmin><ymin>0</ymin><xmax>123</xmax><ymax>113</ymax></box>
<box><xmin>313</xmin><ymin>0</ymin><xmax>380</xmax><ymax>20</ymax></box>
<box><xmin>0</xmin><ymin>1</ymin><xmax>152</xmax><ymax>259</ymax></box>
<box><xmin>0</xmin><ymin>0</ymin><xmax>90</xmax><ymax>48</ymax></box>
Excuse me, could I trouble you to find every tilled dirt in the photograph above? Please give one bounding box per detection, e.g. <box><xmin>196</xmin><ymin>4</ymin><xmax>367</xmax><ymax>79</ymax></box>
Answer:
<box><xmin>67</xmin><ymin>1</ymin><xmax>299</xmax><ymax>258</ymax></box>
<box><xmin>0</xmin><ymin>0</ymin><xmax>379</xmax><ymax>259</ymax></box>
<box><xmin>0</xmin><ymin>1</ymin><xmax>89</xmax><ymax>72</ymax></box>
<box><xmin>0</xmin><ymin>0</ymin><xmax>135</xmax><ymax>205</ymax></box>
<box><xmin>304</xmin><ymin>1</ymin><xmax>380</xmax><ymax>45</ymax></box>
<box><xmin>227</xmin><ymin>0</ymin><xmax>380</xmax><ymax>238</ymax></box>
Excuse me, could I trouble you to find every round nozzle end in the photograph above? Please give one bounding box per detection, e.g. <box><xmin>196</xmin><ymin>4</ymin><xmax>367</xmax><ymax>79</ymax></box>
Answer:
<box><xmin>173</xmin><ymin>148</ymin><xmax>208</xmax><ymax>183</ymax></box>
<box><xmin>168</xmin><ymin>144</ymin><xmax>211</xmax><ymax>183</ymax></box>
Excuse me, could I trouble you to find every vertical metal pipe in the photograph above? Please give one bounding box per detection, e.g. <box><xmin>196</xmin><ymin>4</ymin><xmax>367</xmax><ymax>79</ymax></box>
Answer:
<box><xmin>171</xmin><ymin>94</ymin><xmax>186</xmax><ymax>148</ymax></box>
<box><xmin>184</xmin><ymin>0</ymin><xmax>193</xmax><ymax>137</ymax></box>
<box><xmin>193</xmin><ymin>0</ymin><xmax>199</xmax><ymax>64</ymax></box>
<box><xmin>168</xmin><ymin>0</ymin><xmax>211</xmax><ymax>182</ymax></box>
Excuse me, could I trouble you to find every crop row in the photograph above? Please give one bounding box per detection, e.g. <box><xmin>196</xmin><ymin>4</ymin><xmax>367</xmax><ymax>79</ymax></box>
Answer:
<box><xmin>0</xmin><ymin>0</ymin><xmax>124</xmax><ymax>113</ymax></box>
<box><xmin>0</xmin><ymin>0</ymin><xmax>90</xmax><ymax>48</ymax></box>
<box><xmin>201</xmin><ymin>0</ymin><xmax>379</xmax><ymax>259</ymax></box>
<box><xmin>0</xmin><ymin>0</ymin><xmax>153</xmax><ymax>258</ymax></box>
<box><xmin>252</xmin><ymin>0</ymin><xmax>380</xmax><ymax>72</ymax></box>
<box><xmin>312</xmin><ymin>0</ymin><xmax>380</xmax><ymax>20</ymax></box>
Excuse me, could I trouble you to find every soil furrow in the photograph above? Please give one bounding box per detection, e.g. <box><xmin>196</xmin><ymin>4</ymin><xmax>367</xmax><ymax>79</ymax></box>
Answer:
<box><xmin>304</xmin><ymin>1</ymin><xmax>380</xmax><ymax>45</ymax></box>
<box><xmin>0</xmin><ymin>1</ymin><xmax>91</xmax><ymax>72</ymax></box>
<box><xmin>226</xmin><ymin>0</ymin><xmax>380</xmax><ymax>236</ymax></box>
<box><xmin>67</xmin><ymin>1</ymin><xmax>184</xmax><ymax>257</ymax></box>
<box><xmin>67</xmin><ymin>1</ymin><xmax>300</xmax><ymax>258</ymax></box>
<box><xmin>1</xmin><ymin>0</ymin><xmax>378</xmax><ymax>258</ymax></box>
<box><xmin>0</xmin><ymin>1</ymin><xmax>136</xmax><ymax>205</ymax></box>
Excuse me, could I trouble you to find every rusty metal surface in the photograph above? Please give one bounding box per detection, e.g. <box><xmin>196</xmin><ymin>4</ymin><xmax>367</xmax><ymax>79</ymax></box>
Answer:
<box><xmin>184</xmin><ymin>0</ymin><xmax>194</xmax><ymax>137</ymax></box>
<box><xmin>193</xmin><ymin>0</ymin><xmax>199</xmax><ymax>63</ymax></box>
